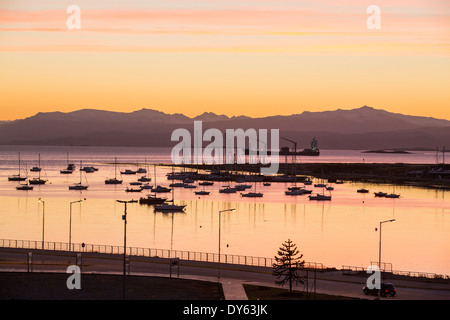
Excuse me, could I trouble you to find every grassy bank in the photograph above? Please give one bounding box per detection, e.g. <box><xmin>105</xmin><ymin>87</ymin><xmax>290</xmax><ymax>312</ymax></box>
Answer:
<box><xmin>0</xmin><ymin>272</ymin><xmax>224</xmax><ymax>300</ymax></box>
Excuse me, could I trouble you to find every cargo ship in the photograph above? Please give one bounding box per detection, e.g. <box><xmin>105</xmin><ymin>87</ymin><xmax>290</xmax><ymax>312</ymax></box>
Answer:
<box><xmin>279</xmin><ymin>137</ymin><xmax>320</xmax><ymax>156</ymax></box>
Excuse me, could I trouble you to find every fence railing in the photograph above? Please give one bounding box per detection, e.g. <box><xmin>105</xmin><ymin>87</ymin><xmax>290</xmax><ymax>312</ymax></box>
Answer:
<box><xmin>0</xmin><ymin>239</ymin><xmax>325</xmax><ymax>270</ymax></box>
<box><xmin>341</xmin><ymin>264</ymin><xmax>449</xmax><ymax>280</ymax></box>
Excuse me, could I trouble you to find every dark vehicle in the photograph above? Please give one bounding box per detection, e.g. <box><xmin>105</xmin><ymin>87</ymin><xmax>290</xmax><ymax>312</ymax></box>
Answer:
<box><xmin>363</xmin><ymin>283</ymin><xmax>396</xmax><ymax>297</ymax></box>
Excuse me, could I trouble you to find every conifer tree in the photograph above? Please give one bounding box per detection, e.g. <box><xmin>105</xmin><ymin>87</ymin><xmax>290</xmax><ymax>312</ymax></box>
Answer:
<box><xmin>272</xmin><ymin>239</ymin><xmax>306</xmax><ymax>293</ymax></box>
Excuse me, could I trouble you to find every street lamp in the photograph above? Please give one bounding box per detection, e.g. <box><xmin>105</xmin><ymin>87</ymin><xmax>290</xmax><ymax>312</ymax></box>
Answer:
<box><xmin>218</xmin><ymin>208</ymin><xmax>235</xmax><ymax>282</ymax></box>
<box><xmin>116</xmin><ymin>199</ymin><xmax>136</xmax><ymax>300</ymax></box>
<box><xmin>69</xmin><ymin>199</ymin><xmax>84</xmax><ymax>252</ymax></box>
<box><xmin>378</xmin><ymin>218</ymin><xmax>396</xmax><ymax>299</ymax></box>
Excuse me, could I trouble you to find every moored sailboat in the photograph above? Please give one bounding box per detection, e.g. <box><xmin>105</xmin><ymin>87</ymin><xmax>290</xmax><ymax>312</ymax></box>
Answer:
<box><xmin>8</xmin><ymin>152</ymin><xmax>26</xmax><ymax>181</ymax></box>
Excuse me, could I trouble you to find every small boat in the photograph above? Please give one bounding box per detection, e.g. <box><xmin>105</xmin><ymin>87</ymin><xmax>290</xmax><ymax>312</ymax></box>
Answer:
<box><xmin>140</xmin><ymin>183</ymin><xmax>153</xmax><ymax>189</ymax></box>
<box><xmin>374</xmin><ymin>192</ymin><xmax>387</xmax><ymax>197</ymax></box>
<box><xmin>151</xmin><ymin>185</ymin><xmax>172</xmax><ymax>193</ymax></box>
<box><xmin>139</xmin><ymin>194</ymin><xmax>167</xmax><ymax>205</ymax></box>
<box><xmin>183</xmin><ymin>184</ymin><xmax>197</xmax><ymax>189</ymax></box>
<box><xmin>241</xmin><ymin>192</ymin><xmax>263</xmax><ymax>198</ymax></box>
<box><xmin>335</xmin><ymin>180</ymin><xmax>344</xmax><ymax>184</ymax></box>
<box><xmin>384</xmin><ymin>184</ymin><xmax>400</xmax><ymax>198</ymax></box>
<box><xmin>285</xmin><ymin>189</ymin><xmax>305</xmax><ymax>196</ymax></box>
<box><xmin>16</xmin><ymin>183</ymin><xmax>34</xmax><ymax>191</ymax></box>
<box><xmin>357</xmin><ymin>188</ymin><xmax>370</xmax><ymax>193</ymax></box>
<box><xmin>199</xmin><ymin>181</ymin><xmax>214</xmax><ymax>186</ymax></box>
<box><xmin>125</xmin><ymin>187</ymin><xmax>142</xmax><ymax>192</ymax></box>
<box><xmin>28</xmin><ymin>153</ymin><xmax>47</xmax><ymax>185</ymax></box>
<box><xmin>30</xmin><ymin>166</ymin><xmax>41</xmax><ymax>172</ymax></box>
<box><xmin>326</xmin><ymin>186</ymin><xmax>334</xmax><ymax>191</ymax></box>
<box><xmin>121</xmin><ymin>169</ymin><xmax>136</xmax><ymax>175</ymax></box>
<box><xmin>235</xmin><ymin>184</ymin><xmax>252</xmax><ymax>191</ymax></box>
<box><xmin>154</xmin><ymin>203</ymin><xmax>186</xmax><ymax>212</ymax></box>
<box><xmin>263</xmin><ymin>182</ymin><xmax>271</xmax><ymax>186</ymax></box>
<box><xmin>61</xmin><ymin>153</ymin><xmax>75</xmax><ymax>174</ymax></box>
<box><xmin>309</xmin><ymin>194</ymin><xmax>331</xmax><ymax>201</ymax></box>
<box><xmin>314</xmin><ymin>183</ymin><xmax>327</xmax><ymax>188</ymax></box>
<box><xmin>105</xmin><ymin>178</ymin><xmax>122</xmax><ymax>184</ymax></box>
<box><xmin>194</xmin><ymin>190</ymin><xmax>210</xmax><ymax>195</ymax></box>
<box><xmin>130</xmin><ymin>181</ymin><xmax>142</xmax><ymax>186</ymax></box>
<box><xmin>385</xmin><ymin>193</ymin><xmax>400</xmax><ymax>198</ymax></box>
<box><xmin>304</xmin><ymin>180</ymin><xmax>312</xmax><ymax>185</ymax></box>
<box><xmin>69</xmin><ymin>161</ymin><xmax>88</xmax><ymax>190</ymax></box>
<box><xmin>80</xmin><ymin>166</ymin><xmax>97</xmax><ymax>173</ymax></box>
<box><xmin>60</xmin><ymin>167</ymin><xmax>75</xmax><ymax>174</ymax></box>
<box><xmin>105</xmin><ymin>157</ymin><xmax>122</xmax><ymax>184</ymax></box>
<box><xmin>219</xmin><ymin>187</ymin><xmax>237</xmax><ymax>193</ymax></box>
<box><xmin>138</xmin><ymin>176</ymin><xmax>151</xmax><ymax>182</ymax></box>
<box><xmin>29</xmin><ymin>178</ymin><xmax>47</xmax><ymax>185</ymax></box>
<box><xmin>136</xmin><ymin>167</ymin><xmax>147</xmax><ymax>174</ymax></box>
<box><xmin>309</xmin><ymin>186</ymin><xmax>332</xmax><ymax>201</ymax></box>
<box><xmin>68</xmin><ymin>183</ymin><xmax>88</xmax><ymax>191</ymax></box>
<box><xmin>154</xmin><ymin>168</ymin><xmax>186</xmax><ymax>212</ymax></box>
<box><xmin>8</xmin><ymin>152</ymin><xmax>26</xmax><ymax>181</ymax></box>
<box><xmin>170</xmin><ymin>182</ymin><xmax>188</xmax><ymax>188</ymax></box>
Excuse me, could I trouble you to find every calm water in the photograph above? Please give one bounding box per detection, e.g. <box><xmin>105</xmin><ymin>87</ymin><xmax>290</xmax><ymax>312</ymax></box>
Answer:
<box><xmin>0</xmin><ymin>145</ymin><xmax>448</xmax><ymax>275</ymax></box>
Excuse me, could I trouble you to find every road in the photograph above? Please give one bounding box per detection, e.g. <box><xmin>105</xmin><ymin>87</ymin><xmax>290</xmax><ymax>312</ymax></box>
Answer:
<box><xmin>0</xmin><ymin>247</ymin><xmax>449</xmax><ymax>300</ymax></box>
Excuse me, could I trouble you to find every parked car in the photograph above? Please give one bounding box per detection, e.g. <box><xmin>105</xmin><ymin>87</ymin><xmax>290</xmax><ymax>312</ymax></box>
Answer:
<box><xmin>363</xmin><ymin>283</ymin><xmax>396</xmax><ymax>297</ymax></box>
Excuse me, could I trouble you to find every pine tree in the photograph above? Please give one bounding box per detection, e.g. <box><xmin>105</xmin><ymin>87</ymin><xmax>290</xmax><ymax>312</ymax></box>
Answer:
<box><xmin>272</xmin><ymin>239</ymin><xmax>306</xmax><ymax>293</ymax></box>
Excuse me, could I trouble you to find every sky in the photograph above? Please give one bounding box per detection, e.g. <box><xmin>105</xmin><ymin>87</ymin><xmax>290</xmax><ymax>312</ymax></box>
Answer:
<box><xmin>0</xmin><ymin>0</ymin><xmax>449</xmax><ymax>121</ymax></box>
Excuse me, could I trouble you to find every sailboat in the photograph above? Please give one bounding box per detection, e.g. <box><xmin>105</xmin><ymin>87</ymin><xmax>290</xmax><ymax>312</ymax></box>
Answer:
<box><xmin>138</xmin><ymin>159</ymin><xmax>151</xmax><ymax>182</ymax></box>
<box><xmin>154</xmin><ymin>167</ymin><xmax>186</xmax><ymax>212</ymax></box>
<box><xmin>69</xmin><ymin>161</ymin><xmax>88</xmax><ymax>190</ymax></box>
<box><xmin>29</xmin><ymin>153</ymin><xmax>47</xmax><ymax>185</ymax></box>
<box><xmin>241</xmin><ymin>181</ymin><xmax>263</xmax><ymax>198</ymax></box>
<box><xmin>60</xmin><ymin>152</ymin><xmax>75</xmax><ymax>174</ymax></box>
<box><xmin>385</xmin><ymin>183</ymin><xmax>400</xmax><ymax>198</ymax></box>
<box><xmin>8</xmin><ymin>152</ymin><xmax>27</xmax><ymax>181</ymax></box>
<box><xmin>195</xmin><ymin>181</ymin><xmax>210</xmax><ymax>195</ymax></box>
<box><xmin>150</xmin><ymin>165</ymin><xmax>171</xmax><ymax>193</ymax></box>
<box><xmin>308</xmin><ymin>187</ymin><xmax>332</xmax><ymax>201</ymax></box>
<box><xmin>16</xmin><ymin>183</ymin><xmax>34</xmax><ymax>190</ymax></box>
<box><xmin>105</xmin><ymin>157</ymin><xmax>123</xmax><ymax>184</ymax></box>
<box><xmin>285</xmin><ymin>176</ymin><xmax>306</xmax><ymax>196</ymax></box>
<box><xmin>139</xmin><ymin>165</ymin><xmax>169</xmax><ymax>204</ymax></box>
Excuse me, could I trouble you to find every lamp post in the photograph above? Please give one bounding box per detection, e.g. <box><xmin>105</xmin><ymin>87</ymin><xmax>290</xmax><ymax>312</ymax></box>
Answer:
<box><xmin>116</xmin><ymin>199</ymin><xmax>136</xmax><ymax>300</ymax></box>
<box><xmin>218</xmin><ymin>208</ymin><xmax>235</xmax><ymax>282</ymax></box>
<box><xmin>378</xmin><ymin>218</ymin><xmax>396</xmax><ymax>299</ymax></box>
<box><xmin>69</xmin><ymin>199</ymin><xmax>84</xmax><ymax>252</ymax></box>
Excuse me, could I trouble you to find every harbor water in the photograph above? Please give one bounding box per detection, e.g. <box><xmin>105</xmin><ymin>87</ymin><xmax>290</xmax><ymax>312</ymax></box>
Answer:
<box><xmin>0</xmin><ymin>145</ymin><xmax>448</xmax><ymax>275</ymax></box>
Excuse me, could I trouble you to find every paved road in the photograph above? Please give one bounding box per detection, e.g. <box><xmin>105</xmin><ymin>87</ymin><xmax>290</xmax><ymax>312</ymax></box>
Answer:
<box><xmin>1</xmin><ymin>248</ymin><xmax>449</xmax><ymax>300</ymax></box>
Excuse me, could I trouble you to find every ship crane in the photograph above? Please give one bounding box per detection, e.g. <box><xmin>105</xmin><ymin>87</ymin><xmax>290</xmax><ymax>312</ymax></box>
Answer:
<box><xmin>281</xmin><ymin>137</ymin><xmax>298</xmax><ymax>163</ymax></box>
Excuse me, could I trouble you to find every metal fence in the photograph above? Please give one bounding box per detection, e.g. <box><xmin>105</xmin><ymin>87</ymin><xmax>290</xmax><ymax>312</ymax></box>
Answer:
<box><xmin>341</xmin><ymin>264</ymin><xmax>449</xmax><ymax>280</ymax></box>
<box><xmin>0</xmin><ymin>238</ymin><xmax>325</xmax><ymax>270</ymax></box>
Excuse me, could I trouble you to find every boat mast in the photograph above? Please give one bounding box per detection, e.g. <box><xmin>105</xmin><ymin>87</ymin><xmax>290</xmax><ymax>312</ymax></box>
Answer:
<box><xmin>38</xmin><ymin>153</ymin><xmax>41</xmax><ymax>180</ymax></box>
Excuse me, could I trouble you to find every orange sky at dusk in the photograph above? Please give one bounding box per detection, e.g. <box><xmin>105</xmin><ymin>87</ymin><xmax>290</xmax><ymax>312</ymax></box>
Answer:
<box><xmin>0</xmin><ymin>0</ymin><xmax>449</xmax><ymax>121</ymax></box>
